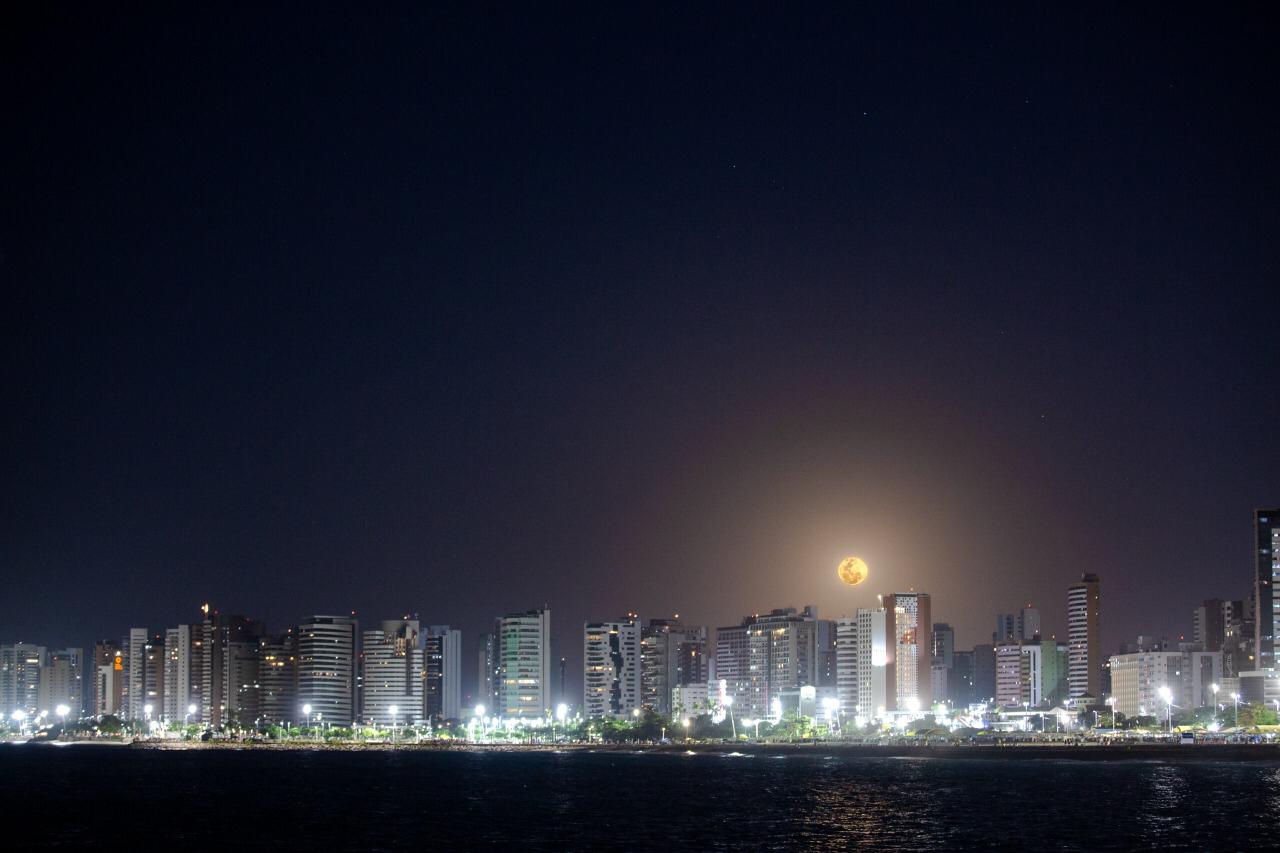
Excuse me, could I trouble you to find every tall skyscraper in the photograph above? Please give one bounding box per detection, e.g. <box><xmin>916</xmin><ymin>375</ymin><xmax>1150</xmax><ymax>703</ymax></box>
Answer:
<box><xmin>949</xmin><ymin>649</ymin><xmax>976</xmax><ymax>706</ymax></box>
<box><xmin>258</xmin><ymin>631</ymin><xmax>297</xmax><ymax>725</ymax></box>
<box><xmin>714</xmin><ymin>606</ymin><xmax>827</xmax><ymax>718</ymax></box>
<box><xmin>496</xmin><ymin>608</ymin><xmax>552</xmax><ymax>718</ymax></box>
<box><xmin>1067</xmin><ymin>573</ymin><xmax>1101</xmax><ymax>698</ymax></box>
<box><xmin>1020</xmin><ymin>606</ymin><xmax>1042</xmax><ymax>641</ymax></box>
<box><xmin>842</xmin><ymin>607</ymin><xmax>893</xmax><ymax>717</ymax></box>
<box><xmin>163</xmin><ymin>625</ymin><xmax>198</xmax><ymax>724</ymax></box>
<box><xmin>0</xmin><ymin>643</ymin><xmax>46</xmax><ymax>717</ymax></box>
<box><xmin>1038</xmin><ymin>639</ymin><xmax>1069</xmax><ymax>706</ymax></box>
<box><xmin>198</xmin><ymin>610</ymin><xmax>265</xmax><ymax>727</ymax></box>
<box><xmin>994</xmin><ymin>642</ymin><xmax>1025</xmax><ymax>707</ymax></box>
<box><xmin>994</xmin><ymin>606</ymin><xmax>1040</xmax><ymax>643</ymax></box>
<box><xmin>863</xmin><ymin>607</ymin><xmax>894</xmax><ymax>714</ymax></box>
<box><xmin>584</xmin><ymin>614</ymin><xmax>641</xmax><ymax>719</ymax></box>
<box><xmin>298</xmin><ymin>614</ymin><xmax>358</xmax><ymax>726</ymax></box>
<box><xmin>639</xmin><ymin>617</ymin><xmax>707</xmax><ymax>714</ymax></box>
<box><xmin>932</xmin><ymin>623</ymin><xmax>955</xmax><ymax>669</ymax></box>
<box><xmin>424</xmin><ymin>625</ymin><xmax>462</xmax><ymax>721</ymax></box>
<box><xmin>1221</xmin><ymin>599</ymin><xmax>1253</xmax><ymax>676</ymax></box>
<box><xmin>361</xmin><ymin>618</ymin><xmax>423</xmax><ymax>726</ymax></box>
<box><xmin>1192</xmin><ymin>599</ymin><xmax>1226</xmax><ymax>653</ymax></box>
<box><xmin>124</xmin><ymin>627</ymin><xmax>148</xmax><ymax>721</ymax></box>
<box><xmin>883</xmin><ymin>592</ymin><xmax>931</xmax><ymax>710</ymax></box>
<box><xmin>39</xmin><ymin>648</ymin><xmax>84</xmax><ymax>718</ymax></box>
<box><xmin>92</xmin><ymin>641</ymin><xmax>123</xmax><ymax>717</ymax></box>
<box><xmin>477</xmin><ymin>632</ymin><xmax>498</xmax><ymax>712</ymax></box>
<box><xmin>1255</xmin><ymin>509</ymin><xmax>1279</xmax><ymax>671</ymax></box>
<box><xmin>972</xmin><ymin>644</ymin><xmax>996</xmax><ymax>703</ymax></box>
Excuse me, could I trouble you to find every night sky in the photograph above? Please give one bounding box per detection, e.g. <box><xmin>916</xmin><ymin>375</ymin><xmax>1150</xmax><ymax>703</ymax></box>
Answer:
<box><xmin>4</xmin><ymin>6</ymin><xmax>1277</xmax><ymax>700</ymax></box>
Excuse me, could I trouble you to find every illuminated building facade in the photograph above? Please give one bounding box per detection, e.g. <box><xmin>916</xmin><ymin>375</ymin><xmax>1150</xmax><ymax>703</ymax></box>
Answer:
<box><xmin>715</xmin><ymin>606</ymin><xmax>827</xmax><ymax>719</ymax></box>
<box><xmin>298</xmin><ymin>614</ymin><xmax>358</xmax><ymax>726</ymax></box>
<box><xmin>496</xmin><ymin>608</ymin><xmax>551</xmax><ymax>718</ymax></box>
<box><xmin>424</xmin><ymin>625</ymin><xmax>461</xmax><ymax>721</ymax></box>
<box><xmin>361</xmin><ymin>618</ymin><xmax>423</xmax><ymax>726</ymax></box>
<box><xmin>258</xmin><ymin>632</ymin><xmax>297</xmax><ymax>725</ymax></box>
<box><xmin>1067</xmin><ymin>573</ymin><xmax>1101</xmax><ymax>699</ymax></box>
<box><xmin>1255</xmin><ymin>509</ymin><xmax>1280</xmax><ymax>671</ymax></box>
<box><xmin>584</xmin><ymin>614</ymin><xmax>640</xmax><ymax>719</ymax></box>
<box><xmin>639</xmin><ymin>618</ymin><xmax>707</xmax><ymax>715</ymax></box>
<box><xmin>883</xmin><ymin>592</ymin><xmax>932</xmax><ymax>710</ymax></box>
<box><xmin>0</xmin><ymin>643</ymin><xmax>46</xmax><ymax>718</ymax></box>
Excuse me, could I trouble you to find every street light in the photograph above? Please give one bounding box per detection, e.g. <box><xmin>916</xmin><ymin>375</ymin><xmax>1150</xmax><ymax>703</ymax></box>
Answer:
<box><xmin>1157</xmin><ymin>686</ymin><xmax>1173</xmax><ymax>733</ymax></box>
<box><xmin>821</xmin><ymin>697</ymin><xmax>840</xmax><ymax>733</ymax></box>
<box><xmin>1211</xmin><ymin>683</ymin><xmax>1220</xmax><ymax>727</ymax></box>
<box><xmin>144</xmin><ymin>703</ymin><xmax>153</xmax><ymax>737</ymax></box>
<box><xmin>56</xmin><ymin>704</ymin><xmax>70</xmax><ymax>737</ymax></box>
<box><xmin>389</xmin><ymin>705</ymin><xmax>399</xmax><ymax>745</ymax></box>
<box><xmin>185</xmin><ymin>703</ymin><xmax>197</xmax><ymax>731</ymax></box>
<box><xmin>682</xmin><ymin>717</ymin><xmax>690</xmax><ymax>742</ymax></box>
<box><xmin>723</xmin><ymin>695</ymin><xmax>737</xmax><ymax>739</ymax></box>
<box><xmin>554</xmin><ymin>703</ymin><xmax>568</xmax><ymax>743</ymax></box>
<box><xmin>302</xmin><ymin>703</ymin><xmax>318</xmax><ymax>740</ymax></box>
<box><xmin>1231</xmin><ymin>692</ymin><xmax>1240</xmax><ymax>728</ymax></box>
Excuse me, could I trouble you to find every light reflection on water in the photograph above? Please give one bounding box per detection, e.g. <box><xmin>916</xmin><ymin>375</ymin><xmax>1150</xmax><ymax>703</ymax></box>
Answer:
<box><xmin>3</xmin><ymin>747</ymin><xmax>1279</xmax><ymax>851</ymax></box>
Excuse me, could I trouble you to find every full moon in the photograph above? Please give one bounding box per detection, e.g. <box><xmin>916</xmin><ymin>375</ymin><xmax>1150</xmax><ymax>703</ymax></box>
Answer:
<box><xmin>837</xmin><ymin>556</ymin><xmax>868</xmax><ymax>586</ymax></box>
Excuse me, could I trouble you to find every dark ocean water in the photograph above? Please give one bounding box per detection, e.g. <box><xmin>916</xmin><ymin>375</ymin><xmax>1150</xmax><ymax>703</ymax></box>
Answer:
<box><xmin>4</xmin><ymin>745</ymin><xmax>1279</xmax><ymax>850</ymax></box>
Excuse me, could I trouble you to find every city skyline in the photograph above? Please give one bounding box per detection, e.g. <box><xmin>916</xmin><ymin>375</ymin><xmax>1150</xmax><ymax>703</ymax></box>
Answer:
<box><xmin>5</xmin><ymin>516</ymin><xmax>1271</xmax><ymax>720</ymax></box>
<box><xmin>5</xmin><ymin>8</ymin><xmax>1280</xmax><ymax>702</ymax></box>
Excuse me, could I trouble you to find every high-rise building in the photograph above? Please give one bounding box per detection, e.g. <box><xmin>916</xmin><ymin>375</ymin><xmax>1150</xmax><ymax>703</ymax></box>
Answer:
<box><xmin>1020</xmin><ymin>607</ymin><xmax>1042</xmax><ymax>641</ymax></box>
<box><xmin>932</xmin><ymin>623</ymin><xmax>955</xmax><ymax>669</ymax></box>
<box><xmin>144</xmin><ymin>632</ymin><xmax>166</xmax><ymax>723</ymax></box>
<box><xmin>1038</xmin><ymin>639</ymin><xmax>1069</xmax><ymax>707</ymax></box>
<box><xmin>361</xmin><ymin>618</ymin><xmax>423</xmax><ymax>726</ymax></box>
<box><xmin>258</xmin><ymin>632</ymin><xmax>297</xmax><ymax>725</ymax></box>
<box><xmin>883</xmin><ymin>593</ymin><xmax>931</xmax><ymax>710</ymax></box>
<box><xmin>477</xmin><ymin>632</ymin><xmax>498</xmax><ymax>713</ymax></box>
<box><xmin>496</xmin><ymin>608</ymin><xmax>552</xmax><ymax>718</ymax></box>
<box><xmin>1</xmin><ymin>643</ymin><xmax>46</xmax><ymax>717</ymax></box>
<box><xmin>994</xmin><ymin>642</ymin><xmax>1025</xmax><ymax>707</ymax></box>
<box><xmin>814</xmin><ymin>619</ymin><xmax>837</xmax><ymax>688</ymax></box>
<box><xmin>1108</xmin><ymin>651</ymin><xmax>1182</xmax><ymax>719</ymax></box>
<box><xmin>92</xmin><ymin>642</ymin><xmax>123</xmax><ymax>717</ymax></box>
<box><xmin>1222</xmin><ymin>599</ymin><xmax>1253</xmax><ymax>676</ymax></box>
<box><xmin>298</xmin><ymin>614</ymin><xmax>358</xmax><ymax>726</ymax></box>
<box><xmin>639</xmin><ymin>618</ymin><xmax>707</xmax><ymax>714</ymax></box>
<box><xmin>1181</xmin><ymin>650</ymin><xmax>1223</xmax><ymax>709</ymax></box>
<box><xmin>424</xmin><ymin>625</ymin><xmax>462</xmax><ymax>721</ymax></box>
<box><xmin>835</xmin><ymin>608</ymin><xmax>894</xmax><ymax>719</ymax></box>
<box><xmin>1255</xmin><ymin>509</ymin><xmax>1279</xmax><ymax>671</ymax></box>
<box><xmin>994</xmin><ymin>606</ymin><xmax>1041</xmax><ymax>644</ymax></box>
<box><xmin>714</xmin><ymin>622</ymin><xmax>751</xmax><ymax>710</ymax></box>
<box><xmin>39</xmin><ymin>648</ymin><xmax>85</xmax><ymax>718</ymax></box>
<box><xmin>1067</xmin><ymin>573</ymin><xmax>1101</xmax><ymax>699</ymax></box>
<box><xmin>584</xmin><ymin>614</ymin><xmax>641</xmax><ymax>719</ymax></box>
<box><xmin>972</xmin><ymin>644</ymin><xmax>996</xmax><ymax>704</ymax></box>
<box><xmin>163</xmin><ymin>624</ymin><xmax>206</xmax><ymax>725</ymax></box>
<box><xmin>1193</xmin><ymin>599</ymin><xmax>1226</xmax><ymax>653</ymax></box>
<box><xmin>856</xmin><ymin>607</ymin><xmax>892</xmax><ymax>716</ymax></box>
<box><xmin>124</xmin><ymin>628</ymin><xmax>148</xmax><ymax>721</ymax></box>
<box><xmin>196</xmin><ymin>611</ymin><xmax>265</xmax><ymax>727</ymax></box>
<box><xmin>834</xmin><ymin>617</ymin><xmax>858</xmax><ymax>715</ymax></box>
<box><xmin>950</xmin><ymin>650</ymin><xmax>976</xmax><ymax>706</ymax></box>
<box><xmin>714</xmin><ymin>606</ymin><xmax>827</xmax><ymax>718</ymax></box>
